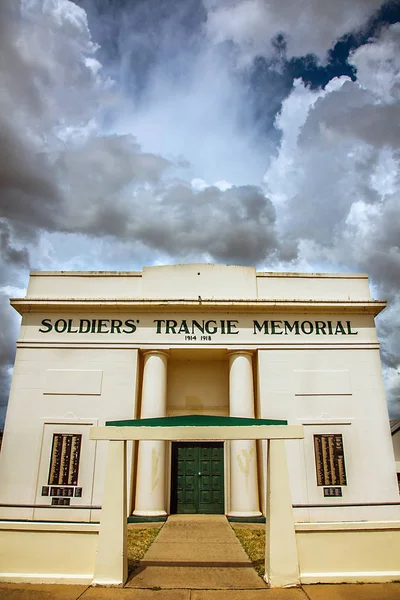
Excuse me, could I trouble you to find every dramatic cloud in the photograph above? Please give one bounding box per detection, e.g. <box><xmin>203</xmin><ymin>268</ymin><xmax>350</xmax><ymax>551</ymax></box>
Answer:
<box><xmin>264</xmin><ymin>23</ymin><xmax>400</xmax><ymax>413</ymax></box>
<box><xmin>0</xmin><ymin>0</ymin><xmax>399</xmax><ymax>423</ymax></box>
<box><xmin>129</xmin><ymin>183</ymin><xmax>289</xmax><ymax>264</ymax></box>
<box><xmin>205</xmin><ymin>0</ymin><xmax>382</xmax><ymax>63</ymax></box>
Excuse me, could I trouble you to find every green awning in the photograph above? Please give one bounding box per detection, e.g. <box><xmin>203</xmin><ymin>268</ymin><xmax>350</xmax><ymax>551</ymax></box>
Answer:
<box><xmin>106</xmin><ymin>414</ymin><xmax>287</xmax><ymax>427</ymax></box>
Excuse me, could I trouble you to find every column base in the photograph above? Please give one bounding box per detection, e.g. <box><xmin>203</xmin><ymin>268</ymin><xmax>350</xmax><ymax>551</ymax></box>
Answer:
<box><xmin>132</xmin><ymin>510</ymin><xmax>167</xmax><ymax>517</ymax></box>
<box><xmin>228</xmin><ymin>514</ymin><xmax>266</xmax><ymax>524</ymax></box>
<box><xmin>228</xmin><ymin>510</ymin><xmax>262</xmax><ymax>518</ymax></box>
<box><xmin>128</xmin><ymin>514</ymin><xmax>167</xmax><ymax>523</ymax></box>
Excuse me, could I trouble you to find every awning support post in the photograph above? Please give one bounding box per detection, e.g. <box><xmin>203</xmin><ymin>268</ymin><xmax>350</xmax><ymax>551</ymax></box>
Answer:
<box><xmin>93</xmin><ymin>440</ymin><xmax>127</xmax><ymax>586</ymax></box>
<box><xmin>265</xmin><ymin>439</ymin><xmax>300</xmax><ymax>587</ymax></box>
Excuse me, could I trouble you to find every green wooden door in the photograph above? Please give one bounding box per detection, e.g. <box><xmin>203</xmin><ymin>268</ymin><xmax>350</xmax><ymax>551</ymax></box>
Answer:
<box><xmin>171</xmin><ymin>442</ymin><xmax>224</xmax><ymax>514</ymax></box>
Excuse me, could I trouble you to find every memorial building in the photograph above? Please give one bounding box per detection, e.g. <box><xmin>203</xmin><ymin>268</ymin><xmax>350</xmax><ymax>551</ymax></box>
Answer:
<box><xmin>0</xmin><ymin>263</ymin><xmax>399</xmax><ymax>584</ymax></box>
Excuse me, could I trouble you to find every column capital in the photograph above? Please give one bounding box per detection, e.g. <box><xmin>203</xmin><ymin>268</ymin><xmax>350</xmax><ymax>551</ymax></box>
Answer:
<box><xmin>227</xmin><ymin>350</ymin><xmax>254</xmax><ymax>359</ymax></box>
<box><xmin>142</xmin><ymin>349</ymin><xmax>170</xmax><ymax>359</ymax></box>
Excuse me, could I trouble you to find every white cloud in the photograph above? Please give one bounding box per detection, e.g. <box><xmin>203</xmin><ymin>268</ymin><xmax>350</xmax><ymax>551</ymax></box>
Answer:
<box><xmin>349</xmin><ymin>22</ymin><xmax>400</xmax><ymax>103</ymax></box>
<box><xmin>214</xmin><ymin>180</ymin><xmax>233</xmax><ymax>191</ymax></box>
<box><xmin>263</xmin><ymin>21</ymin><xmax>400</xmax><ymax>413</ymax></box>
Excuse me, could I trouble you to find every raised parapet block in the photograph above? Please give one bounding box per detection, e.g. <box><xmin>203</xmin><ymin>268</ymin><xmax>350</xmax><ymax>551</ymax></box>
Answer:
<box><xmin>25</xmin><ymin>264</ymin><xmax>258</xmax><ymax>301</ymax></box>
<box><xmin>142</xmin><ymin>264</ymin><xmax>257</xmax><ymax>300</ymax></box>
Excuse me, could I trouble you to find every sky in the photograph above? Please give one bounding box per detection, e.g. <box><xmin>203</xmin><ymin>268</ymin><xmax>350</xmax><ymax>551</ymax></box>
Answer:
<box><xmin>1</xmin><ymin>0</ymin><xmax>400</xmax><ymax>426</ymax></box>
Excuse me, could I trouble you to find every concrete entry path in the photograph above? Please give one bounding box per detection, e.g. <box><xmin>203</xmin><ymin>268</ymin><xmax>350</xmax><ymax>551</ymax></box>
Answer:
<box><xmin>126</xmin><ymin>514</ymin><xmax>267</xmax><ymax>590</ymax></box>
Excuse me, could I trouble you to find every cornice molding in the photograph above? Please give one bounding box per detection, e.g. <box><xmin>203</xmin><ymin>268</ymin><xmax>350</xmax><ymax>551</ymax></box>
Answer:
<box><xmin>10</xmin><ymin>297</ymin><xmax>387</xmax><ymax>316</ymax></box>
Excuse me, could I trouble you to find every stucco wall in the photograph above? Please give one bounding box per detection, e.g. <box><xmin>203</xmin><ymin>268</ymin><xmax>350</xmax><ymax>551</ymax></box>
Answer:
<box><xmin>296</xmin><ymin>522</ymin><xmax>400</xmax><ymax>583</ymax></box>
<box><xmin>167</xmin><ymin>355</ymin><xmax>229</xmax><ymax>416</ymax></box>
<box><xmin>0</xmin><ymin>347</ymin><xmax>139</xmax><ymax>521</ymax></box>
<box><xmin>0</xmin><ymin>522</ymin><xmax>98</xmax><ymax>583</ymax></box>
<box><xmin>257</xmin><ymin>345</ymin><xmax>400</xmax><ymax>522</ymax></box>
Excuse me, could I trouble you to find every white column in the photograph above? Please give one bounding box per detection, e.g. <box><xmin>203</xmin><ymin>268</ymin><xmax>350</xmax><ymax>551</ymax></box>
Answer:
<box><xmin>228</xmin><ymin>351</ymin><xmax>261</xmax><ymax>517</ymax></box>
<box><xmin>93</xmin><ymin>440</ymin><xmax>127</xmax><ymax>586</ymax></box>
<box><xmin>133</xmin><ymin>350</ymin><xmax>169</xmax><ymax>517</ymax></box>
<box><xmin>265</xmin><ymin>439</ymin><xmax>300</xmax><ymax>587</ymax></box>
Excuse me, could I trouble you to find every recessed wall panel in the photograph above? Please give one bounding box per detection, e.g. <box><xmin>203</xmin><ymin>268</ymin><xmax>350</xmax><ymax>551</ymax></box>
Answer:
<box><xmin>294</xmin><ymin>370</ymin><xmax>351</xmax><ymax>396</ymax></box>
<box><xmin>44</xmin><ymin>369</ymin><xmax>103</xmax><ymax>395</ymax></box>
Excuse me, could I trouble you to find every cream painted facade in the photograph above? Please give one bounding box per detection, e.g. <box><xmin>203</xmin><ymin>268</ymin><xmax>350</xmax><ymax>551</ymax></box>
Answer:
<box><xmin>391</xmin><ymin>421</ymin><xmax>400</xmax><ymax>490</ymax></box>
<box><xmin>1</xmin><ymin>264</ymin><xmax>400</xmax><ymax>585</ymax></box>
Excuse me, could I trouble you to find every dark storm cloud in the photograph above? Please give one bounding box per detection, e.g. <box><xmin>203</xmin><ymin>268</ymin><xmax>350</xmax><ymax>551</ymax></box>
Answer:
<box><xmin>133</xmin><ymin>184</ymin><xmax>287</xmax><ymax>265</ymax></box>
<box><xmin>0</xmin><ymin>223</ymin><xmax>29</xmax><ymax>268</ymax></box>
<box><xmin>0</xmin><ymin>0</ymin><xmax>288</xmax><ymax>260</ymax></box>
<box><xmin>0</xmin><ymin>125</ymin><xmax>60</xmax><ymax>233</ymax></box>
<box><xmin>54</xmin><ymin>174</ymin><xmax>287</xmax><ymax>265</ymax></box>
<box><xmin>0</xmin><ymin>0</ymin><xmax>171</xmax><ymax>240</ymax></box>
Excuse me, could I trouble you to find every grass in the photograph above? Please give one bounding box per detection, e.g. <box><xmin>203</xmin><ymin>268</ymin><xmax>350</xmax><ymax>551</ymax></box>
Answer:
<box><xmin>127</xmin><ymin>527</ymin><xmax>161</xmax><ymax>575</ymax></box>
<box><xmin>232</xmin><ymin>527</ymin><xmax>265</xmax><ymax>577</ymax></box>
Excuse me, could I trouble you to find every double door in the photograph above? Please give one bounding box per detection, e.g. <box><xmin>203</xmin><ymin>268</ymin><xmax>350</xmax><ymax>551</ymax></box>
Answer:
<box><xmin>171</xmin><ymin>442</ymin><xmax>224</xmax><ymax>514</ymax></box>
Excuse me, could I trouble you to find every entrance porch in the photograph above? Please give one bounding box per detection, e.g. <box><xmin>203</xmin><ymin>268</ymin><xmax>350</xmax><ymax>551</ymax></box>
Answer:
<box><xmin>90</xmin><ymin>414</ymin><xmax>304</xmax><ymax>588</ymax></box>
